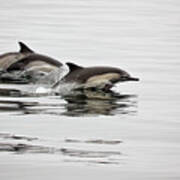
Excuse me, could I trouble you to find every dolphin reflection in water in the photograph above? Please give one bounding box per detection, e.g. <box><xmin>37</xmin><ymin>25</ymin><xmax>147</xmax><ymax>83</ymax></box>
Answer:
<box><xmin>61</xmin><ymin>90</ymin><xmax>137</xmax><ymax>116</ymax></box>
<box><xmin>0</xmin><ymin>87</ymin><xmax>137</xmax><ymax>116</ymax></box>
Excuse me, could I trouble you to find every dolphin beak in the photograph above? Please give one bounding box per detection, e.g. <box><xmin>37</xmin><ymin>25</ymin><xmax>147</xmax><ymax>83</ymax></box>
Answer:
<box><xmin>127</xmin><ymin>77</ymin><xmax>140</xmax><ymax>81</ymax></box>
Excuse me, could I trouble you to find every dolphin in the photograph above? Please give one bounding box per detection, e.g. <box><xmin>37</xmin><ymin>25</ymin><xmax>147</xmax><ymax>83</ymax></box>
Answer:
<box><xmin>54</xmin><ymin>62</ymin><xmax>139</xmax><ymax>91</ymax></box>
<box><xmin>0</xmin><ymin>42</ymin><xmax>33</xmax><ymax>71</ymax></box>
<box><xmin>6</xmin><ymin>53</ymin><xmax>63</xmax><ymax>83</ymax></box>
<box><xmin>0</xmin><ymin>42</ymin><xmax>63</xmax><ymax>83</ymax></box>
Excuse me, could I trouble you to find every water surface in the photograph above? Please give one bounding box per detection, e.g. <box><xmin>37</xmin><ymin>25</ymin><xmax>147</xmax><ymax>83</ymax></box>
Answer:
<box><xmin>0</xmin><ymin>0</ymin><xmax>180</xmax><ymax>179</ymax></box>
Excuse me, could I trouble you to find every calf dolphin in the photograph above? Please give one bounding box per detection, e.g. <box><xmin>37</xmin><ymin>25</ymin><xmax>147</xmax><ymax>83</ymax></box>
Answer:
<box><xmin>54</xmin><ymin>62</ymin><xmax>139</xmax><ymax>91</ymax></box>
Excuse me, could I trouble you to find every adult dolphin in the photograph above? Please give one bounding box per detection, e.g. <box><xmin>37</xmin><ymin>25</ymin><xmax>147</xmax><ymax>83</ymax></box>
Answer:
<box><xmin>0</xmin><ymin>42</ymin><xmax>33</xmax><ymax>71</ymax></box>
<box><xmin>54</xmin><ymin>62</ymin><xmax>139</xmax><ymax>91</ymax></box>
<box><xmin>6</xmin><ymin>53</ymin><xmax>63</xmax><ymax>83</ymax></box>
<box><xmin>0</xmin><ymin>42</ymin><xmax>63</xmax><ymax>83</ymax></box>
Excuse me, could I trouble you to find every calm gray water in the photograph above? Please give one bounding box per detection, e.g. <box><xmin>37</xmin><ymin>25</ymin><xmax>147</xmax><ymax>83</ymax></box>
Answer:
<box><xmin>0</xmin><ymin>0</ymin><xmax>180</xmax><ymax>179</ymax></box>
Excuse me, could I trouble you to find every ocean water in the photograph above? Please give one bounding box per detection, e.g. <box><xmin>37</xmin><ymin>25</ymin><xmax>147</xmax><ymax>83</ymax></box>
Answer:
<box><xmin>0</xmin><ymin>0</ymin><xmax>180</xmax><ymax>179</ymax></box>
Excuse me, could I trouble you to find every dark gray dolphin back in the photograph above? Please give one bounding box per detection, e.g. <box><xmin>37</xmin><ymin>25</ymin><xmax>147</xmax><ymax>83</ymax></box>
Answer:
<box><xmin>64</xmin><ymin>62</ymin><xmax>128</xmax><ymax>83</ymax></box>
<box><xmin>7</xmin><ymin>54</ymin><xmax>62</xmax><ymax>72</ymax></box>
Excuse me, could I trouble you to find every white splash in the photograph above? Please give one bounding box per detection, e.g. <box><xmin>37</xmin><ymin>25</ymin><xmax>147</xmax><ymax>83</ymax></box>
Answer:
<box><xmin>35</xmin><ymin>86</ymin><xmax>52</xmax><ymax>94</ymax></box>
<box><xmin>36</xmin><ymin>65</ymin><xmax>68</xmax><ymax>85</ymax></box>
<box><xmin>53</xmin><ymin>82</ymin><xmax>81</xmax><ymax>96</ymax></box>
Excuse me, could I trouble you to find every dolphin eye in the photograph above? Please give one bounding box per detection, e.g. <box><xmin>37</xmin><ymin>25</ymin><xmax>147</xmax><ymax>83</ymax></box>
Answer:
<box><xmin>121</xmin><ymin>74</ymin><xmax>129</xmax><ymax>80</ymax></box>
<box><xmin>121</xmin><ymin>75</ymin><xmax>127</xmax><ymax>79</ymax></box>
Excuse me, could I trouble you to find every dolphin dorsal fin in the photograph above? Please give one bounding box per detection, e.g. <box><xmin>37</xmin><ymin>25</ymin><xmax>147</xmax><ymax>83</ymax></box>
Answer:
<box><xmin>18</xmin><ymin>41</ymin><xmax>34</xmax><ymax>53</ymax></box>
<box><xmin>66</xmin><ymin>62</ymin><xmax>83</xmax><ymax>72</ymax></box>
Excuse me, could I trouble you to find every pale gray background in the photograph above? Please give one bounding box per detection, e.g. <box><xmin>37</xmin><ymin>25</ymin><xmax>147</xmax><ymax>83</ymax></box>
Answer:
<box><xmin>0</xmin><ymin>0</ymin><xmax>180</xmax><ymax>179</ymax></box>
